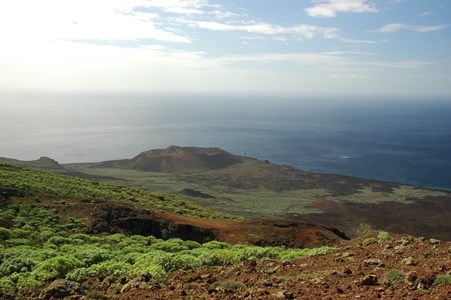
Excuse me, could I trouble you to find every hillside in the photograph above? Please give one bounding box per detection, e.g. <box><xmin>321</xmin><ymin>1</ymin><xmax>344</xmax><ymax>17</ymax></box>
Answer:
<box><xmin>1</xmin><ymin>158</ymin><xmax>450</xmax><ymax>299</ymax></box>
<box><xmin>62</xmin><ymin>146</ymin><xmax>451</xmax><ymax>240</ymax></box>
<box><xmin>98</xmin><ymin>146</ymin><xmax>244</xmax><ymax>172</ymax></box>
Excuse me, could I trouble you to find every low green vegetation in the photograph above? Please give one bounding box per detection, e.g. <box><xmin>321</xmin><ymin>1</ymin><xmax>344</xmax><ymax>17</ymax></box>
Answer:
<box><xmin>64</xmin><ymin>162</ymin><xmax>449</xmax><ymax>221</ymax></box>
<box><xmin>433</xmin><ymin>274</ymin><xmax>451</xmax><ymax>286</ymax></box>
<box><xmin>361</xmin><ymin>237</ymin><xmax>377</xmax><ymax>246</ymax></box>
<box><xmin>0</xmin><ymin>204</ymin><xmax>334</xmax><ymax>296</ymax></box>
<box><xmin>211</xmin><ymin>280</ymin><xmax>246</xmax><ymax>292</ymax></box>
<box><xmin>0</xmin><ymin>162</ymin><xmax>231</xmax><ymax>219</ymax></box>
<box><xmin>384</xmin><ymin>269</ymin><xmax>405</xmax><ymax>284</ymax></box>
<box><xmin>378</xmin><ymin>231</ymin><xmax>392</xmax><ymax>241</ymax></box>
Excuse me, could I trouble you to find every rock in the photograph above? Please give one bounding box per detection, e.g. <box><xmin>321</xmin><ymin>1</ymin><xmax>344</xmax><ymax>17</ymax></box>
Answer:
<box><xmin>429</xmin><ymin>238</ymin><xmax>441</xmax><ymax>245</ymax></box>
<box><xmin>405</xmin><ymin>270</ymin><xmax>436</xmax><ymax>288</ymax></box>
<box><xmin>360</xmin><ymin>274</ymin><xmax>378</xmax><ymax>286</ymax></box>
<box><xmin>283</xmin><ymin>290</ymin><xmax>295</xmax><ymax>299</ymax></box>
<box><xmin>402</xmin><ymin>257</ymin><xmax>417</xmax><ymax>266</ymax></box>
<box><xmin>40</xmin><ymin>279</ymin><xmax>81</xmax><ymax>299</ymax></box>
<box><xmin>400</xmin><ymin>237</ymin><xmax>412</xmax><ymax>246</ymax></box>
<box><xmin>342</xmin><ymin>251</ymin><xmax>354</xmax><ymax>258</ymax></box>
<box><xmin>120</xmin><ymin>273</ymin><xmax>157</xmax><ymax>293</ymax></box>
<box><xmin>180</xmin><ymin>188</ymin><xmax>215</xmax><ymax>199</ymax></box>
<box><xmin>381</xmin><ymin>249</ymin><xmax>394</xmax><ymax>256</ymax></box>
<box><xmin>363</xmin><ymin>258</ymin><xmax>384</xmax><ymax>267</ymax></box>
<box><xmin>343</xmin><ymin>268</ymin><xmax>353</xmax><ymax>275</ymax></box>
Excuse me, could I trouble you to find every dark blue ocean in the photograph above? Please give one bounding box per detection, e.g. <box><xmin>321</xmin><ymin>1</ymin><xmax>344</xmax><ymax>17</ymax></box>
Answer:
<box><xmin>1</xmin><ymin>94</ymin><xmax>450</xmax><ymax>189</ymax></box>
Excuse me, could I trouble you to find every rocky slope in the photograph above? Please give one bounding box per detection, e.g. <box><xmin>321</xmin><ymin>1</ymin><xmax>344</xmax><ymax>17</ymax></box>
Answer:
<box><xmin>3</xmin><ymin>146</ymin><xmax>451</xmax><ymax>240</ymax></box>
<box><xmin>31</xmin><ymin>233</ymin><xmax>451</xmax><ymax>300</ymax></box>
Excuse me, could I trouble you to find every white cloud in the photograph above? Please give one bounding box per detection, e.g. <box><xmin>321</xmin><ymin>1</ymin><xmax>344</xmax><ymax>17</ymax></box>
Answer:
<box><xmin>220</xmin><ymin>52</ymin><xmax>433</xmax><ymax>72</ymax></box>
<box><xmin>418</xmin><ymin>11</ymin><xmax>433</xmax><ymax>17</ymax></box>
<box><xmin>221</xmin><ymin>52</ymin><xmax>349</xmax><ymax>66</ymax></box>
<box><xmin>339</xmin><ymin>38</ymin><xmax>387</xmax><ymax>44</ymax></box>
<box><xmin>0</xmin><ymin>1</ymin><xmax>191</xmax><ymax>44</ymax></box>
<box><xmin>366</xmin><ymin>60</ymin><xmax>433</xmax><ymax>69</ymax></box>
<box><xmin>376</xmin><ymin>23</ymin><xmax>447</xmax><ymax>33</ymax></box>
<box><xmin>329</xmin><ymin>73</ymin><xmax>366</xmax><ymax>79</ymax></box>
<box><xmin>138</xmin><ymin>0</ymin><xmax>220</xmax><ymax>15</ymax></box>
<box><xmin>305</xmin><ymin>0</ymin><xmax>377</xmax><ymax>18</ymax></box>
<box><xmin>187</xmin><ymin>20</ymin><xmax>339</xmax><ymax>40</ymax></box>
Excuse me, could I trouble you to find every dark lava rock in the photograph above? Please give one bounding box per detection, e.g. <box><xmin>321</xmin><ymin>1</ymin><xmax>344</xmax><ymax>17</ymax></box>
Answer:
<box><xmin>0</xmin><ymin>187</ymin><xmax>25</xmax><ymax>205</ymax></box>
<box><xmin>40</xmin><ymin>279</ymin><xmax>81</xmax><ymax>299</ymax></box>
<box><xmin>181</xmin><ymin>188</ymin><xmax>215</xmax><ymax>198</ymax></box>
<box><xmin>360</xmin><ymin>274</ymin><xmax>378</xmax><ymax>286</ymax></box>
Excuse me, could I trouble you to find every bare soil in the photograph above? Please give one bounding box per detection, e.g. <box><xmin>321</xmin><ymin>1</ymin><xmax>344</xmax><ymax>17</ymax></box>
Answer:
<box><xmin>110</xmin><ymin>233</ymin><xmax>450</xmax><ymax>299</ymax></box>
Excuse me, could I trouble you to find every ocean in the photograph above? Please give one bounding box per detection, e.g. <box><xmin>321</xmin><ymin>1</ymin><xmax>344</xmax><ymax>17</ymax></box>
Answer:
<box><xmin>1</xmin><ymin>94</ymin><xmax>451</xmax><ymax>189</ymax></box>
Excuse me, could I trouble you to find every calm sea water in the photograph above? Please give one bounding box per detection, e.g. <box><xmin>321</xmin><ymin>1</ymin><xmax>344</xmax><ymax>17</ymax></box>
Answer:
<box><xmin>1</xmin><ymin>94</ymin><xmax>450</xmax><ymax>189</ymax></box>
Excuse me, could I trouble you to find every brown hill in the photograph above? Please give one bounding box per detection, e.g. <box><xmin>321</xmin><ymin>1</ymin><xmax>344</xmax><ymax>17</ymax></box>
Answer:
<box><xmin>98</xmin><ymin>146</ymin><xmax>244</xmax><ymax>172</ymax></box>
<box><xmin>0</xmin><ymin>156</ymin><xmax>61</xmax><ymax>170</ymax></box>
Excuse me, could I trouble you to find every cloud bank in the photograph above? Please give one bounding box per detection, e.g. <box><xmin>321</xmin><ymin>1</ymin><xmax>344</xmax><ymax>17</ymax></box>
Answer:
<box><xmin>305</xmin><ymin>0</ymin><xmax>377</xmax><ymax>18</ymax></box>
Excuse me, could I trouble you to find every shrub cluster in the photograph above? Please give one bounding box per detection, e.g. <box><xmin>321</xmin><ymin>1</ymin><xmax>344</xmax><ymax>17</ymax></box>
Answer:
<box><xmin>0</xmin><ymin>204</ymin><xmax>334</xmax><ymax>295</ymax></box>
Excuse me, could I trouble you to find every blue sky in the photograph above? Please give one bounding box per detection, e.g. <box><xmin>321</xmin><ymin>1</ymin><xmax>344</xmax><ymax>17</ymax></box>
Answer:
<box><xmin>0</xmin><ymin>0</ymin><xmax>450</xmax><ymax>98</ymax></box>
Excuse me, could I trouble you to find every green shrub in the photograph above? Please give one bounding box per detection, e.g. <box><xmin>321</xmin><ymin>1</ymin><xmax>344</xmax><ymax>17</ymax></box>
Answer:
<box><xmin>70</xmin><ymin>233</ymin><xmax>100</xmax><ymax>243</ymax></box>
<box><xmin>164</xmin><ymin>253</ymin><xmax>201</xmax><ymax>270</ymax></box>
<box><xmin>135</xmin><ymin>251</ymin><xmax>174</xmax><ymax>271</ymax></box>
<box><xmin>384</xmin><ymin>269</ymin><xmax>405</xmax><ymax>284</ymax></box>
<box><xmin>433</xmin><ymin>274</ymin><xmax>451</xmax><ymax>286</ymax></box>
<box><xmin>0</xmin><ymin>209</ymin><xmax>16</xmax><ymax>220</ymax></box>
<box><xmin>0</xmin><ymin>276</ymin><xmax>16</xmax><ymax>294</ymax></box>
<box><xmin>67</xmin><ymin>261</ymin><xmax>132</xmax><ymax>282</ymax></box>
<box><xmin>0</xmin><ymin>257</ymin><xmax>35</xmax><ymax>276</ymax></box>
<box><xmin>87</xmin><ymin>290</ymin><xmax>104</xmax><ymax>299</ymax></box>
<box><xmin>0</xmin><ymin>227</ymin><xmax>12</xmax><ymax>240</ymax></box>
<box><xmin>240</xmin><ymin>246</ymin><xmax>279</xmax><ymax>260</ymax></box>
<box><xmin>130</xmin><ymin>235</ymin><xmax>148</xmax><ymax>244</ymax></box>
<box><xmin>378</xmin><ymin>231</ymin><xmax>392</xmax><ymax>240</ymax></box>
<box><xmin>279</xmin><ymin>246</ymin><xmax>334</xmax><ymax>260</ymax></box>
<box><xmin>131</xmin><ymin>253</ymin><xmax>168</xmax><ymax>282</ymax></box>
<box><xmin>150</xmin><ymin>238</ymin><xmax>189</xmax><ymax>252</ymax></box>
<box><xmin>32</xmin><ymin>255</ymin><xmax>83</xmax><ymax>282</ymax></box>
<box><xmin>362</xmin><ymin>237</ymin><xmax>377</xmax><ymax>246</ymax></box>
<box><xmin>46</xmin><ymin>236</ymin><xmax>72</xmax><ymax>247</ymax></box>
<box><xmin>5</xmin><ymin>238</ymin><xmax>30</xmax><ymax>246</ymax></box>
<box><xmin>76</xmin><ymin>247</ymin><xmax>112</xmax><ymax>266</ymax></box>
<box><xmin>103</xmin><ymin>234</ymin><xmax>126</xmax><ymax>245</ymax></box>
<box><xmin>38</xmin><ymin>229</ymin><xmax>55</xmax><ymax>241</ymax></box>
<box><xmin>202</xmin><ymin>240</ymin><xmax>230</xmax><ymax>249</ymax></box>
<box><xmin>182</xmin><ymin>240</ymin><xmax>201</xmax><ymax>250</ymax></box>
<box><xmin>211</xmin><ymin>280</ymin><xmax>246</xmax><ymax>292</ymax></box>
<box><xmin>11</xmin><ymin>228</ymin><xmax>30</xmax><ymax>239</ymax></box>
<box><xmin>119</xmin><ymin>252</ymin><xmax>141</xmax><ymax>264</ymax></box>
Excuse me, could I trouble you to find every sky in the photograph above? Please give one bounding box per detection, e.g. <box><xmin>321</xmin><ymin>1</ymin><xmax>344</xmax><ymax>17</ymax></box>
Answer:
<box><xmin>0</xmin><ymin>0</ymin><xmax>450</xmax><ymax>98</ymax></box>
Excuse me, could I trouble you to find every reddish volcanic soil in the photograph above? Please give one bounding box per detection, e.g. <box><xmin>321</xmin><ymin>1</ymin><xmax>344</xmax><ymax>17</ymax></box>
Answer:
<box><xmin>43</xmin><ymin>198</ymin><xmax>346</xmax><ymax>248</ymax></box>
<box><xmin>155</xmin><ymin>211</ymin><xmax>346</xmax><ymax>248</ymax></box>
<box><xmin>112</xmin><ymin>233</ymin><xmax>450</xmax><ymax>300</ymax></box>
